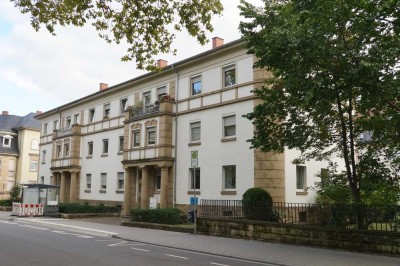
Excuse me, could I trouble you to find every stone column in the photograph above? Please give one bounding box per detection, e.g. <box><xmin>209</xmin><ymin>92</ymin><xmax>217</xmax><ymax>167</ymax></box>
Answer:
<box><xmin>69</xmin><ymin>172</ymin><xmax>78</xmax><ymax>203</ymax></box>
<box><xmin>160</xmin><ymin>167</ymin><xmax>169</xmax><ymax>208</ymax></box>
<box><xmin>60</xmin><ymin>172</ymin><xmax>66</xmax><ymax>203</ymax></box>
<box><xmin>123</xmin><ymin>168</ymin><xmax>132</xmax><ymax>216</ymax></box>
<box><xmin>140</xmin><ymin>167</ymin><xmax>149</xmax><ymax>209</ymax></box>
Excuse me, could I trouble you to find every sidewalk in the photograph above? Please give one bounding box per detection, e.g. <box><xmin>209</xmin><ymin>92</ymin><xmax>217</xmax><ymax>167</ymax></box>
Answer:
<box><xmin>3</xmin><ymin>213</ymin><xmax>399</xmax><ymax>266</ymax></box>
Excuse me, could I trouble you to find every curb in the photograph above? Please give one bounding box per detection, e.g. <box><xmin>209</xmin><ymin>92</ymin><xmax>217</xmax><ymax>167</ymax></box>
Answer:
<box><xmin>14</xmin><ymin>218</ymin><xmax>119</xmax><ymax>237</ymax></box>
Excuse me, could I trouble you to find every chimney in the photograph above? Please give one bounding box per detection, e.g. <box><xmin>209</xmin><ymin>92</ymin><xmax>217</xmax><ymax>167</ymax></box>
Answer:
<box><xmin>99</xmin><ymin>83</ymin><xmax>108</xmax><ymax>91</ymax></box>
<box><xmin>2</xmin><ymin>110</ymin><xmax>9</xmax><ymax>116</ymax></box>
<box><xmin>157</xmin><ymin>59</ymin><xmax>168</xmax><ymax>68</ymax></box>
<box><xmin>36</xmin><ymin>110</ymin><xmax>43</xmax><ymax>115</ymax></box>
<box><xmin>212</xmin><ymin>37</ymin><xmax>224</xmax><ymax>49</ymax></box>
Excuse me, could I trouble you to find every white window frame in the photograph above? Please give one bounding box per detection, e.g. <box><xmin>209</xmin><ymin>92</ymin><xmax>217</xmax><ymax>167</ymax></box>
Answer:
<box><xmin>223</xmin><ymin>114</ymin><xmax>236</xmax><ymax>138</ymax></box>
<box><xmin>102</xmin><ymin>139</ymin><xmax>109</xmax><ymax>154</ymax></box>
<box><xmin>103</xmin><ymin>103</ymin><xmax>111</xmax><ymax>118</ymax></box>
<box><xmin>3</xmin><ymin>137</ymin><xmax>11</xmax><ymax>147</ymax></box>
<box><xmin>296</xmin><ymin>165</ymin><xmax>307</xmax><ymax>191</ymax></box>
<box><xmin>157</xmin><ymin>86</ymin><xmax>167</xmax><ymax>100</ymax></box>
<box><xmin>100</xmin><ymin>173</ymin><xmax>107</xmax><ymax>190</ymax></box>
<box><xmin>56</xmin><ymin>144</ymin><xmax>62</xmax><ymax>158</ymax></box>
<box><xmin>86</xmin><ymin>174</ymin><xmax>92</xmax><ymax>190</ymax></box>
<box><xmin>42</xmin><ymin>150</ymin><xmax>46</xmax><ymax>163</ymax></box>
<box><xmin>31</xmin><ymin>139</ymin><xmax>39</xmax><ymax>150</ymax></box>
<box><xmin>223</xmin><ymin>165</ymin><xmax>236</xmax><ymax>190</ymax></box>
<box><xmin>120</xmin><ymin>98</ymin><xmax>128</xmax><ymax>115</ymax></box>
<box><xmin>89</xmin><ymin>108</ymin><xmax>95</xmax><ymax>123</ymax></box>
<box><xmin>73</xmin><ymin>113</ymin><xmax>80</xmax><ymax>124</ymax></box>
<box><xmin>29</xmin><ymin>161</ymin><xmax>38</xmax><ymax>172</ymax></box>
<box><xmin>191</xmin><ymin>75</ymin><xmax>202</xmax><ymax>96</ymax></box>
<box><xmin>223</xmin><ymin>64</ymin><xmax>236</xmax><ymax>87</ymax></box>
<box><xmin>66</xmin><ymin>116</ymin><xmax>72</xmax><ymax>128</ymax></box>
<box><xmin>147</xmin><ymin>127</ymin><xmax>156</xmax><ymax>146</ymax></box>
<box><xmin>43</xmin><ymin>123</ymin><xmax>48</xmax><ymax>135</ymax></box>
<box><xmin>87</xmin><ymin>141</ymin><xmax>93</xmax><ymax>156</ymax></box>
<box><xmin>190</xmin><ymin>121</ymin><xmax>201</xmax><ymax>143</ymax></box>
<box><xmin>64</xmin><ymin>142</ymin><xmax>70</xmax><ymax>157</ymax></box>
<box><xmin>117</xmin><ymin>172</ymin><xmax>124</xmax><ymax>191</ymax></box>
<box><xmin>143</xmin><ymin>91</ymin><xmax>152</xmax><ymax>106</ymax></box>
<box><xmin>53</xmin><ymin>120</ymin><xmax>58</xmax><ymax>130</ymax></box>
<box><xmin>133</xmin><ymin>130</ymin><xmax>141</xmax><ymax>147</ymax></box>
<box><xmin>189</xmin><ymin>168</ymin><xmax>200</xmax><ymax>190</ymax></box>
<box><xmin>119</xmin><ymin>136</ymin><xmax>124</xmax><ymax>152</ymax></box>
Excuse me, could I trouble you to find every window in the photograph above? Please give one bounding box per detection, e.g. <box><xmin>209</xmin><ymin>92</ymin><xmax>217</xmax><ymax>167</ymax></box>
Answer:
<box><xmin>66</xmin><ymin>116</ymin><xmax>72</xmax><ymax>128</ymax></box>
<box><xmin>43</xmin><ymin>123</ymin><xmax>48</xmax><ymax>134</ymax></box>
<box><xmin>42</xmin><ymin>150</ymin><xmax>46</xmax><ymax>163</ymax></box>
<box><xmin>89</xmin><ymin>108</ymin><xmax>95</xmax><ymax>123</ymax></box>
<box><xmin>56</xmin><ymin>144</ymin><xmax>62</xmax><ymax>158</ymax></box>
<box><xmin>53</xmin><ymin>120</ymin><xmax>58</xmax><ymax>130</ymax></box>
<box><xmin>64</xmin><ymin>142</ymin><xmax>70</xmax><ymax>157</ymax></box>
<box><xmin>147</xmin><ymin>127</ymin><xmax>156</xmax><ymax>145</ymax></box>
<box><xmin>189</xmin><ymin>168</ymin><xmax>200</xmax><ymax>190</ymax></box>
<box><xmin>157</xmin><ymin>86</ymin><xmax>166</xmax><ymax>100</ymax></box>
<box><xmin>3</xmin><ymin>137</ymin><xmax>11</xmax><ymax>147</ymax></box>
<box><xmin>296</xmin><ymin>166</ymin><xmax>307</xmax><ymax>190</ymax></box>
<box><xmin>30</xmin><ymin>161</ymin><xmax>38</xmax><ymax>172</ymax></box>
<box><xmin>117</xmin><ymin>172</ymin><xmax>124</xmax><ymax>190</ymax></box>
<box><xmin>155</xmin><ymin>169</ymin><xmax>161</xmax><ymax>191</ymax></box>
<box><xmin>101</xmin><ymin>173</ymin><xmax>107</xmax><ymax>190</ymax></box>
<box><xmin>31</xmin><ymin>139</ymin><xmax>39</xmax><ymax>150</ymax></box>
<box><xmin>102</xmin><ymin>139</ymin><xmax>109</xmax><ymax>154</ymax></box>
<box><xmin>120</xmin><ymin>98</ymin><xmax>128</xmax><ymax>114</ymax></box>
<box><xmin>87</xmin><ymin>141</ymin><xmax>93</xmax><ymax>156</ymax></box>
<box><xmin>133</xmin><ymin>130</ymin><xmax>140</xmax><ymax>147</ymax></box>
<box><xmin>223</xmin><ymin>165</ymin><xmax>236</xmax><ymax>190</ymax></box>
<box><xmin>119</xmin><ymin>136</ymin><xmax>124</xmax><ymax>152</ymax></box>
<box><xmin>104</xmin><ymin>103</ymin><xmax>110</xmax><ymax>118</ymax></box>
<box><xmin>190</xmin><ymin>122</ymin><xmax>201</xmax><ymax>142</ymax></box>
<box><xmin>191</xmin><ymin>75</ymin><xmax>201</xmax><ymax>96</ymax></box>
<box><xmin>320</xmin><ymin>168</ymin><xmax>329</xmax><ymax>188</ymax></box>
<box><xmin>223</xmin><ymin>65</ymin><xmax>236</xmax><ymax>87</ymax></box>
<box><xmin>143</xmin><ymin>91</ymin><xmax>151</xmax><ymax>106</ymax></box>
<box><xmin>86</xmin><ymin>174</ymin><xmax>92</xmax><ymax>190</ymax></box>
<box><xmin>8</xmin><ymin>159</ymin><xmax>15</xmax><ymax>177</ymax></box>
<box><xmin>73</xmin><ymin>113</ymin><xmax>79</xmax><ymax>124</ymax></box>
<box><xmin>223</xmin><ymin>115</ymin><xmax>236</xmax><ymax>137</ymax></box>
<box><xmin>40</xmin><ymin>176</ymin><xmax>44</xmax><ymax>184</ymax></box>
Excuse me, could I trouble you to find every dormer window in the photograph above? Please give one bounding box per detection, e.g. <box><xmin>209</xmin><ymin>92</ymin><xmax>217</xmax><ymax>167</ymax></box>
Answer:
<box><xmin>2</xmin><ymin>135</ymin><xmax>12</xmax><ymax>147</ymax></box>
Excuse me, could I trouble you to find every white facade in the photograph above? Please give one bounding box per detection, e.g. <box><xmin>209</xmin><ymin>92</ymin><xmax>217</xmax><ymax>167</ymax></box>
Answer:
<box><xmin>36</xmin><ymin>39</ymin><xmax>341</xmax><ymax>210</ymax></box>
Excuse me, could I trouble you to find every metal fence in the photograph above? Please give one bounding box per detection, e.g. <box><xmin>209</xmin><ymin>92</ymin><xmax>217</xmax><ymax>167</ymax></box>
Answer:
<box><xmin>199</xmin><ymin>200</ymin><xmax>400</xmax><ymax>232</ymax></box>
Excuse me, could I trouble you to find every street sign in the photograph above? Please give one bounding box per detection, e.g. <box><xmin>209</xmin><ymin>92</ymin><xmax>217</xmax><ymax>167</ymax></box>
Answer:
<box><xmin>190</xmin><ymin>197</ymin><xmax>198</xmax><ymax>205</ymax></box>
<box><xmin>191</xmin><ymin>150</ymin><xmax>198</xmax><ymax>167</ymax></box>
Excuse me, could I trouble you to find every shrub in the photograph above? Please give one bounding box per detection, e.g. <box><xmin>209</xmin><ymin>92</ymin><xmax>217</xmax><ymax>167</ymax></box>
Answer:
<box><xmin>9</xmin><ymin>184</ymin><xmax>22</xmax><ymax>202</ymax></box>
<box><xmin>0</xmin><ymin>199</ymin><xmax>12</xmax><ymax>206</ymax></box>
<box><xmin>130</xmin><ymin>208</ymin><xmax>181</xmax><ymax>225</ymax></box>
<box><xmin>242</xmin><ymin>187</ymin><xmax>273</xmax><ymax>221</ymax></box>
<box><xmin>59</xmin><ymin>203</ymin><xmax>118</xmax><ymax>214</ymax></box>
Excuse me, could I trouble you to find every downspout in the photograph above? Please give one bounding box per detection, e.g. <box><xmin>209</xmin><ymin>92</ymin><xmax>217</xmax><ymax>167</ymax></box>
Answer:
<box><xmin>172</xmin><ymin>64</ymin><xmax>179</xmax><ymax>208</ymax></box>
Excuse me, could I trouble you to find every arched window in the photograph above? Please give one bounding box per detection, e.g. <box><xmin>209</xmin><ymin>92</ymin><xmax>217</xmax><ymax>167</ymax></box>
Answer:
<box><xmin>31</xmin><ymin>139</ymin><xmax>39</xmax><ymax>150</ymax></box>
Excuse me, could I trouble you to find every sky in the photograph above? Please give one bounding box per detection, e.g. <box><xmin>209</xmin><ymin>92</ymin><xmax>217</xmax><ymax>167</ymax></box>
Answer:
<box><xmin>0</xmin><ymin>0</ymin><xmax>262</xmax><ymax>116</ymax></box>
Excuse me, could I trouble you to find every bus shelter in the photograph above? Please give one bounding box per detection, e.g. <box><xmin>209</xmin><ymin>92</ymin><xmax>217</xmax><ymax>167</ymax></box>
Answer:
<box><xmin>12</xmin><ymin>184</ymin><xmax>60</xmax><ymax>216</ymax></box>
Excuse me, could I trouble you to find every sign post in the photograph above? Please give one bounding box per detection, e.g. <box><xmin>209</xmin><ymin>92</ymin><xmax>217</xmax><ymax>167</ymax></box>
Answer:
<box><xmin>190</xmin><ymin>150</ymin><xmax>198</xmax><ymax>235</ymax></box>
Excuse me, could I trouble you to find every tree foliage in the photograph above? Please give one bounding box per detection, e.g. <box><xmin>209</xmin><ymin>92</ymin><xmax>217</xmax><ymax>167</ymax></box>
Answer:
<box><xmin>9</xmin><ymin>184</ymin><xmax>22</xmax><ymax>202</ymax></box>
<box><xmin>239</xmin><ymin>0</ymin><xmax>400</xmax><ymax>204</ymax></box>
<box><xmin>10</xmin><ymin>0</ymin><xmax>223</xmax><ymax>70</ymax></box>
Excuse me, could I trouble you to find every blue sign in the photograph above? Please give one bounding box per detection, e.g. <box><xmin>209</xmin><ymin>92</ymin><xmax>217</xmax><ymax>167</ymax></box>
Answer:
<box><xmin>190</xmin><ymin>197</ymin><xmax>198</xmax><ymax>205</ymax></box>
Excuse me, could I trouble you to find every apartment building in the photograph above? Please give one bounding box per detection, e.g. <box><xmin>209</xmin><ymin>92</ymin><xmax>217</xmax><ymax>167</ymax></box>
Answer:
<box><xmin>0</xmin><ymin>111</ymin><xmax>41</xmax><ymax>199</ymax></box>
<box><xmin>36</xmin><ymin>38</ymin><xmax>341</xmax><ymax>215</ymax></box>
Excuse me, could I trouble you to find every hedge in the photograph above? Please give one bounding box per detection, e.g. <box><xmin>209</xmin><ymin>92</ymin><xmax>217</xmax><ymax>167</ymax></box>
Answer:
<box><xmin>0</xmin><ymin>199</ymin><xmax>12</xmax><ymax>206</ymax></box>
<box><xmin>130</xmin><ymin>208</ymin><xmax>181</xmax><ymax>225</ymax></box>
<box><xmin>59</xmin><ymin>203</ymin><xmax>119</xmax><ymax>214</ymax></box>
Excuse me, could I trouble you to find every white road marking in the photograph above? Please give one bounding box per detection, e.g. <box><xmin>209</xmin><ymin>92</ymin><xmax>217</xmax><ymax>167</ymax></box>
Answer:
<box><xmin>76</xmin><ymin>235</ymin><xmax>93</xmax><ymax>239</ymax></box>
<box><xmin>210</xmin><ymin>262</ymin><xmax>230</xmax><ymax>266</ymax></box>
<box><xmin>131</xmin><ymin>247</ymin><xmax>149</xmax><ymax>252</ymax></box>
<box><xmin>18</xmin><ymin>224</ymin><xmax>49</xmax><ymax>230</ymax></box>
<box><xmin>108</xmin><ymin>241</ymin><xmax>128</xmax><ymax>247</ymax></box>
<box><xmin>0</xmin><ymin>221</ymin><xmax>18</xmax><ymax>224</ymax></box>
<box><xmin>52</xmin><ymin>230</ymin><xmax>71</xmax><ymax>234</ymax></box>
<box><xmin>95</xmin><ymin>240</ymin><xmax>116</xmax><ymax>242</ymax></box>
<box><xmin>165</xmin><ymin>254</ymin><xmax>188</xmax><ymax>260</ymax></box>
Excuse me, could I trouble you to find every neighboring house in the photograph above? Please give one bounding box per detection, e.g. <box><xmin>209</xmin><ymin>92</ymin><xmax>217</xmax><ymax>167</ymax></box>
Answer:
<box><xmin>36</xmin><ymin>38</ymin><xmax>343</xmax><ymax>214</ymax></box>
<box><xmin>0</xmin><ymin>111</ymin><xmax>41</xmax><ymax>199</ymax></box>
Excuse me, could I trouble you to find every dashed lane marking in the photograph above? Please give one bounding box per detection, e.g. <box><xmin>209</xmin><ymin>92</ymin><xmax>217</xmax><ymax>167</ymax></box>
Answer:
<box><xmin>76</xmin><ymin>235</ymin><xmax>94</xmax><ymax>239</ymax></box>
<box><xmin>210</xmin><ymin>262</ymin><xmax>230</xmax><ymax>266</ymax></box>
<box><xmin>0</xmin><ymin>221</ymin><xmax>18</xmax><ymax>225</ymax></box>
<box><xmin>18</xmin><ymin>224</ymin><xmax>49</xmax><ymax>230</ymax></box>
<box><xmin>165</xmin><ymin>254</ymin><xmax>189</xmax><ymax>260</ymax></box>
<box><xmin>131</xmin><ymin>247</ymin><xmax>149</xmax><ymax>252</ymax></box>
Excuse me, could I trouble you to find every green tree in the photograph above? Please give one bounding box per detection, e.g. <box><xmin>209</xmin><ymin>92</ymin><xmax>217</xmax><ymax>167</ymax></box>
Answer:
<box><xmin>9</xmin><ymin>184</ymin><xmax>22</xmax><ymax>202</ymax></box>
<box><xmin>239</xmin><ymin>0</ymin><xmax>400</xmax><ymax>205</ymax></box>
<box><xmin>11</xmin><ymin>0</ymin><xmax>223</xmax><ymax>70</ymax></box>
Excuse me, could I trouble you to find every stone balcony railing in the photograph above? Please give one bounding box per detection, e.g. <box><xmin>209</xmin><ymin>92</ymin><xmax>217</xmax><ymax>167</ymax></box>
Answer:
<box><xmin>126</xmin><ymin>97</ymin><xmax>175</xmax><ymax>122</ymax></box>
<box><xmin>53</xmin><ymin>124</ymin><xmax>81</xmax><ymax>139</ymax></box>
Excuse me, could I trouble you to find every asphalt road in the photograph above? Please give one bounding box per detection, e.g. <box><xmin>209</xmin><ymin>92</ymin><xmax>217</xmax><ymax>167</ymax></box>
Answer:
<box><xmin>0</xmin><ymin>220</ymin><xmax>272</xmax><ymax>266</ymax></box>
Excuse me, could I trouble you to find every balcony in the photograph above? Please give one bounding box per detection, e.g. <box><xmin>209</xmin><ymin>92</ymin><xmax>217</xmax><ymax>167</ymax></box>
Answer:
<box><xmin>53</xmin><ymin>124</ymin><xmax>81</xmax><ymax>139</ymax></box>
<box><xmin>128</xmin><ymin>104</ymin><xmax>160</xmax><ymax>120</ymax></box>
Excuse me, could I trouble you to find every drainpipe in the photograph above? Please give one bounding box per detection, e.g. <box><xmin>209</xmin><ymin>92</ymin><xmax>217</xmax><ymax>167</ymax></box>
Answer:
<box><xmin>172</xmin><ymin>64</ymin><xmax>179</xmax><ymax>208</ymax></box>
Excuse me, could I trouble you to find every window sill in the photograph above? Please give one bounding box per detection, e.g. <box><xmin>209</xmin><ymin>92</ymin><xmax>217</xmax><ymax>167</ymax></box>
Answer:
<box><xmin>221</xmin><ymin>137</ymin><xmax>236</xmax><ymax>142</ymax></box>
<box><xmin>84</xmin><ymin>189</ymin><xmax>91</xmax><ymax>193</ymax></box>
<box><xmin>101</xmin><ymin>154</ymin><xmax>108</xmax><ymax>157</ymax></box>
<box><xmin>221</xmin><ymin>190</ymin><xmax>236</xmax><ymax>195</ymax></box>
<box><xmin>115</xmin><ymin>190</ymin><xmax>124</xmax><ymax>194</ymax></box>
<box><xmin>296</xmin><ymin>191</ymin><xmax>308</xmax><ymax>195</ymax></box>
<box><xmin>117</xmin><ymin>151</ymin><xmax>123</xmax><ymax>155</ymax></box>
<box><xmin>99</xmin><ymin>189</ymin><xmax>107</xmax><ymax>193</ymax></box>
<box><xmin>86</xmin><ymin>156</ymin><xmax>93</xmax><ymax>159</ymax></box>
<box><xmin>188</xmin><ymin>142</ymin><xmax>201</xmax><ymax>146</ymax></box>
<box><xmin>187</xmin><ymin>190</ymin><xmax>200</xmax><ymax>195</ymax></box>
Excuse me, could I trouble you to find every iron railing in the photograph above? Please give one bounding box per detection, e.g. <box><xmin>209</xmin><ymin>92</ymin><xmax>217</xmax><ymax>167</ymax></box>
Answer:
<box><xmin>129</xmin><ymin>104</ymin><xmax>160</xmax><ymax>120</ymax></box>
<box><xmin>199</xmin><ymin>200</ymin><xmax>400</xmax><ymax>232</ymax></box>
